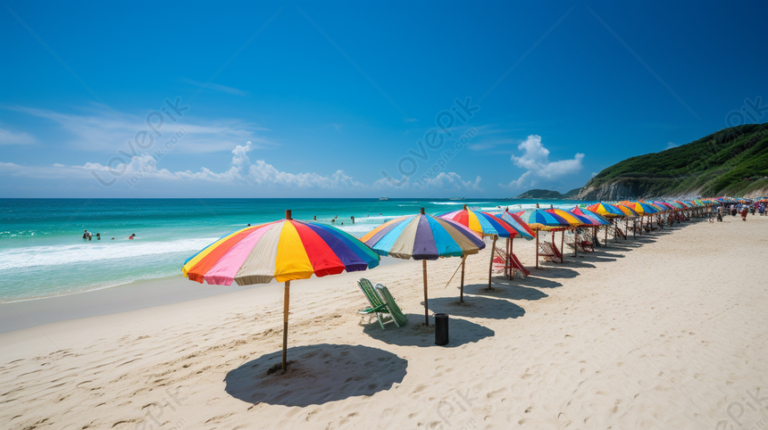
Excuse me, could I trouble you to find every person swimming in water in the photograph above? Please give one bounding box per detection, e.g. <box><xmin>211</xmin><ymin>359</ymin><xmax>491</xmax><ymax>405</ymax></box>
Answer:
<box><xmin>129</xmin><ymin>234</ymin><xmax>136</xmax><ymax>240</ymax></box>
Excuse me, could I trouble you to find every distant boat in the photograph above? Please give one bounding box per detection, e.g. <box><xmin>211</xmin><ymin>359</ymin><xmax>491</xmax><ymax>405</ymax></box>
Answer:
<box><xmin>449</xmin><ymin>197</ymin><xmax>465</xmax><ymax>200</ymax></box>
<box><xmin>379</xmin><ymin>197</ymin><xmax>390</xmax><ymax>201</ymax></box>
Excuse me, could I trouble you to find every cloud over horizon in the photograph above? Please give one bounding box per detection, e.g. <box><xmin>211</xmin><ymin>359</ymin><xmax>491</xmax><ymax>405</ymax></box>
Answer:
<box><xmin>501</xmin><ymin>135</ymin><xmax>584</xmax><ymax>190</ymax></box>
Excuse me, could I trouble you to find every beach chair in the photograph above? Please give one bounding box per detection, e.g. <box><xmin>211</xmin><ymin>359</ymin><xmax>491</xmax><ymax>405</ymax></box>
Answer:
<box><xmin>538</xmin><ymin>241</ymin><xmax>559</xmax><ymax>263</ymax></box>
<box><xmin>357</xmin><ymin>278</ymin><xmax>394</xmax><ymax>329</ymax></box>
<box><xmin>509</xmin><ymin>252</ymin><xmax>530</xmax><ymax>278</ymax></box>
<box><xmin>374</xmin><ymin>284</ymin><xmax>407</xmax><ymax>327</ymax></box>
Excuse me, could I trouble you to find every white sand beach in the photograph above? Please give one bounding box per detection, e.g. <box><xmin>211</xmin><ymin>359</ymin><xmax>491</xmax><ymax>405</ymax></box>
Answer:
<box><xmin>2</xmin><ymin>215</ymin><xmax>767</xmax><ymax>429</ymax></box>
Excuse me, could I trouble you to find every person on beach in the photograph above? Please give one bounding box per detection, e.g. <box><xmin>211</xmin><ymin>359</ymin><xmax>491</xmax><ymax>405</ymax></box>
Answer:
<box><xmin>717</xmin><ymin>205</ymin><xmax>724</xmax><ymax>222</ymax></box>
<box><xmin>351</xmin><ymin>215</ymin><xmax>355</xmax><ymax>224</ymax></box>
<box><xmin>96</xmin><ymin>233</ymin><xmax>100</xmax><ymax>240</ymax></box>
<box><xmin>83</xmin><ymin>229</ymin><xmax>88</xmax><ymax>239</ymax></box>
<box><xmin>741</xmin><ymin>207</ymin><xmax>748</xmax><ymax>221</ymax></box>
<box><xmin>129</xmin><ymin>234</ymin><xmax>136</xmax><ymax>240</ymax></box>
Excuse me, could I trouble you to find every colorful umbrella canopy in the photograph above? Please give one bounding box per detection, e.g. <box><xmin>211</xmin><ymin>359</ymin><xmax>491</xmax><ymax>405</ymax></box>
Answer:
<box><xmin>586</xmin><ymin>202</ymin><xmax>625</xmax><ymax>217</ymax></box>
<box><xmin>361</xmin><ymin>211</ymin><xmax>485</xmax><ymax>260</ymax></box>
<box><xmin>620</xmin><ymin>201</ymin><xmax>658</xmax><ymax>215</ymax></box>
<box><xmin>496</xmin><ymin>209</ymin><xmax>536</xmax><ymax>240</ymax></box>
<box><xmin>439</xmin><ymin>205</ymin><xmax>522</xmax><ymax>295</ymax></box>
<box><xmin>361</xmin><ymin>208</ymin><xmax>486</xmax><ymax>324</ymax></box>
<box><xmin>183</xmin><ymin>219</ymin><xmax>380</xmax><ymax>285</ymax></box>
<box><xmin>514</xmin><ymin>208</ymin><xmax>570</xmax><ymax>231</ymax></box>
<box><xmin>182</xmin><ymin>210</ymin><xmax>380</xmax><ymax>373</ymax></box>
<box><xmin>570</xmin><ymin>207</ymin><xmax>611</xmax><ymax>226</ymax></box>
<box><xmin>439</xmin><ymin>205</ymin><xmax>520</xmax><ymax>238</ymax></box>
<box><xmin>614</xmin><ymin>204</ymin><xmax>639</xmax><ymax>217</ymax></box>
<box><xmin>546</xmin><ymin>208</ymin><xmax>586</xmax><ymax>226</ymax></box>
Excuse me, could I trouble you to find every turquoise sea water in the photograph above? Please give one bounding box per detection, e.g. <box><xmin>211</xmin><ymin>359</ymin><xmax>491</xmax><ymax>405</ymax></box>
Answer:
<box><xmin>0</xmin><ymin>198</ymin><xmax>577</xmax><ymax>302</ymax></box>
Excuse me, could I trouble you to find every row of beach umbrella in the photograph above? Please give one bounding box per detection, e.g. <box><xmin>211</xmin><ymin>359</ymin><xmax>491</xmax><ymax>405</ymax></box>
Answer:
<box><xmin>180</xmin><ymin>199</ymin><xmax>716</xmax><ymax>372</ymax></box>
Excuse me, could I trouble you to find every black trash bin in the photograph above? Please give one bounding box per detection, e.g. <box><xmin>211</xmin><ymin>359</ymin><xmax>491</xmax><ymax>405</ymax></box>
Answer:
<box><xmin>435</xmin><ymin>313</ymin><xmax>449</xmax><ymax>346</ymax></box>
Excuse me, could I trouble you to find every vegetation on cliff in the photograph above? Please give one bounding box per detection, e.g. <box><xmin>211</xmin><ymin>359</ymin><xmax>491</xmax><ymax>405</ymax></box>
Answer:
<box><xmin>579</xmin><ymin>123</ymin><xmax>768</xmax><ymax>198</ymax></box>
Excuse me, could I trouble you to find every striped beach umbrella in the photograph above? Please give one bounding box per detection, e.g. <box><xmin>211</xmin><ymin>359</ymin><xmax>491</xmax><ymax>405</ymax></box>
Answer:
<box><xmin>361</xmin><ymin>208</ymin><xmax>485</xmax><ymax>324</ymax></box>
<box><xmin>439</xmin><ymin>205</ymin><xmax>523</xmax><ymax>294</ymax></box>
<box><xmin>570</xmin><ymin>207</ymin><xmax>611</xmax><ymax>225</ymax></box>
<box><xmin>439</xmin><ymin>205</ymin><xmax>520</xmax><ymax>238</ymax></box>
<box><xmin>586</xmin><ymin>202</ymin><xmax>625</xmax><ymax>217</ymax></box>
<box><xmin>515</xmin><ymin>205</ymin><xmax>570</xmax><ymax>268</ymax></box>
<box><xmin>496</xmin><ymin>209</ymin><xmax>536</xmax><ymax>241</ymax></box>
<box><xmin>182</xmin><ymin>210</ymin><xmax>380</xmax><ymax>373</ymax></box>
<box><xmin>514</xmin><ymin>208</ymin><xmax>571</xmax><ymax>230</ymax></box>
<box><xmin>568</xmin><ymin>206</ymin><xmax>609</xmax><ymax>256</ymax></box>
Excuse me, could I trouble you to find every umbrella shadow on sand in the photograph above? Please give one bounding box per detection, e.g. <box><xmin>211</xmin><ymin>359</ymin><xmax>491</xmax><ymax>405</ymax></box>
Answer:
<box><xmin>468</xmin><ymin>282</ymin><xmax>549</xmax><ymax>301</ymax></box>
<box><xmin>428</xmin><ymin>295</ymin><xmax>526</xmax><ymax>319</ymax></box>
<box><xmin>224</xmin><ymin>343</ymin><xmax>407</xmax><ymax>407</ymax></box>
<box><xmin>529</xmin><ymin>266</ymin><xmax>580</xmax><ymax>279</ymax></box>
<box><xmin>363</xmin><ymin>314</ymin><xmax>494</xmax><ymax>348</ymax></box>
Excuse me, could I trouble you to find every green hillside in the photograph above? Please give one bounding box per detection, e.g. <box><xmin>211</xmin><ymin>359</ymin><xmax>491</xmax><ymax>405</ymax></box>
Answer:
<box><xmin>581</xmin><ymin>123</ymin><xmax>768</xmax><ymax>198</ymax></box>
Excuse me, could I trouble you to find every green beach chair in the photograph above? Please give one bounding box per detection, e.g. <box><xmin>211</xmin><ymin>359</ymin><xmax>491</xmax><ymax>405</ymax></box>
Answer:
<box><xmin>374</xmin><ymin>284</ymin><xmax>408</xmax><ymax>327</ymax></box>
<box><xmin>357</xmin><ymin>278</ymin><xmax>394</xmax><ymax>329</ymax></box>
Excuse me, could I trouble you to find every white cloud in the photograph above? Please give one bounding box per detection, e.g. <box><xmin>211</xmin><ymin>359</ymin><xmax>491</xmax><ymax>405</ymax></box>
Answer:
<box><xmin>501</xmin><ymin>135</ymin><xmax>584</xmax><ymax>189</ymax></box>
<box><xmin>665</xmin><ymin>142</ymin><xmax>678</xmax><ymax>149</ymax></box>
<box><xmin>0</xmin><ymin>127</ymin><xmax>36</xmax><ymax>145</ymax></box>
<box><xmin>591</xmin><ymin>172</ymin><xmax>598</xmax><ymax>177</ymax></box>
<box><xmin>10</xmin><ymin>106</ymin><xmax>271</xmax><ymax>154</ymax></box>
<box><xmin>2</xmin><ymin>139</ymin><xmax>484</xmax><ymax>192</ymax></box>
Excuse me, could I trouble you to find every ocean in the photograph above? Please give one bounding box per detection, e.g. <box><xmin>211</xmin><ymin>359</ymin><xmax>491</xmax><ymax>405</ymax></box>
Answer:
<box><xmin>0</xmin><ymin>198</ymin><xmax>577</xmax><ymax>303</ymax></box>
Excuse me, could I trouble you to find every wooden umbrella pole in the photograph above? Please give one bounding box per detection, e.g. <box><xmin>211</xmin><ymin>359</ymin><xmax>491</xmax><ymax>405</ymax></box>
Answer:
<box><xmin>282</xmin><ymin>280</ymin><xmax>290</xmax><ymax>373</ymax></box>
<box><xmin>506</xmin><ymin>238</ymin><xmax>511</xmax><ymax>279</ymax></box>
<box><xmin>487</xmin><ymin>235</ymin><xmax>497</xmax><ymax>290</ymax></box>
<box><xmin>510</xmin><ymin>238</ymin><xmax>515</xmax><ymax>276</ymax></box>
<box><xmin>574</xmin><ymin>228</ymin><xmax>578</xmax><ymax>257</ymax></box>
<box><xmin>422</xmin><ymin>259</ymin><xmax>429</xmax><ymax>326</ymax></box>
<box><xmin>560</xmin><ymin>230</ymin><xmax>564</xmax><ymax>263</ymax></box>
<box><xmin>604</xmin><ymin>223</ymin><xmax>608</xmax><ymax>247</ymax></box>
<box><xmin>460</xmin><ymin>255</ymin><xmax>466</xmax><ymax>303</ymax></box>
<box><xmin>535</xmin><ymin>234</ymin><xmax>540</xmax><ymax>269</ymax></box>
<box><xmin>281</xmin><ymin>208</ymin><xmax>293</xmax><ymax>374</ymax></box>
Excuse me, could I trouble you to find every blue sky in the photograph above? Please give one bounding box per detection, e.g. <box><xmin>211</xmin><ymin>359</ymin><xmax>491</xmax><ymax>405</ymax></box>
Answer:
<box><xmin>1</xmin><ymin>1</ymin><xmax>766</xmax><ymax>198</ymax></box>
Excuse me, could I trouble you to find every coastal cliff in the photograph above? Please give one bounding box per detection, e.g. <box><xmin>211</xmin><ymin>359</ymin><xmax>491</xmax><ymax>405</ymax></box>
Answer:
<box><xmin>575</xmin><ymin>123</ymin><xmax>768</xmax><ymax>199</ymax></box>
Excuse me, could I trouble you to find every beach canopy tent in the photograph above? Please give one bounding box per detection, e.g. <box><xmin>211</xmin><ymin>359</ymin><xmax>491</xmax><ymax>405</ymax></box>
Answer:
<box><xmin>361</xmin><ymin>208</ymin><xmax>486</xmax><ymax>325</ymax></box>
<box><xmin>438</xmin><ymin>205</ymin><xmax>522</xmax><ymax>295</ymax></box>
<box><xmin>182</xmin><ymin>210</ymin><xmax>380</xmax><ymax>373</ymax></box>
<box><xmin>514</xmin><ymin>205</ymin><xmax>571</xmax><ymax>268</ymax></box>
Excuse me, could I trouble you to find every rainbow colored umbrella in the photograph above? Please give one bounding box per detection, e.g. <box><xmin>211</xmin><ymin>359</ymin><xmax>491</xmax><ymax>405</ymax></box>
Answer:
<box><xmin>567</xmin><ymin>207</ymin><xmax>608</xmax><ymax>256</ymax></box>
<box><xmin>620</xmin><ymin>201</ymin><xmax>658</xmax><ymax>215</ymax></box>
<box><xmin>496</xmin><ymin>210</ymin><xmax>536</xmax><ymax>241</ymax></box>
<box><xmin>182</xmin><ymin>210</ymin><xmax>380</xmax><ymax>372</ymax></box>
<box><xmin>362</xmin><ymin>208</ymin><xmax>485</xmax><ymax>324</ymax></box>
<box><xmin>514</xmin><ymin>208</ymin><xmax>571</xmax><ymax>230</ymax></box>
<box><xmin>494</xmin><ymin>209</ymin><xmax>537</xmax><ymax>282</ymax></box>
<box><xmin>438</xmin><ymin>205</ymin><xmax>521</xmax><ymax>294</ymax></box>
<box><xmin>515</xmin><ymin>206</ymin><xmax>570</xmax><ymax>268</ymax></box>
<box><xmin>586</xmin><ymin>202</ymin><xmax>625</xmax><ymax>217</ymax></box>
<box><xmin>439</xmin><ymin>205</ymin><xmax>520</xmax><ymax>238</ymax></box>
<box><xmin>570</xmin><ymin>207</ymin><xmax>611</xmax><ymax>226</ymax></box>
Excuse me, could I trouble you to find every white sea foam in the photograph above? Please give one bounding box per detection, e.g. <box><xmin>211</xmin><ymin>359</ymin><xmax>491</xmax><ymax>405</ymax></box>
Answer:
<box><xmin>0</xmin><ymin>237</ymin><xmax>218</xmax><ymax>271</ymax></box>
